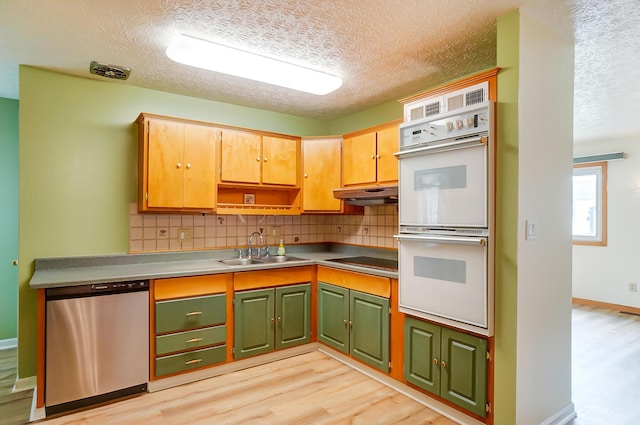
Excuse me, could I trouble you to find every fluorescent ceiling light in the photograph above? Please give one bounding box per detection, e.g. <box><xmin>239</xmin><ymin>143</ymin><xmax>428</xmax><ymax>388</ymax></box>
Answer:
<box><xmin>166</xmin><ymin>34</ymin><xmax>343</xmax><ymax>95</ymax></box>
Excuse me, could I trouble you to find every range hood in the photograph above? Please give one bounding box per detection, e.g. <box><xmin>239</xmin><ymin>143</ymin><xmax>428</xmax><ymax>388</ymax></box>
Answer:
<box><xmin>333</xmin><ymin>184</ymin><xmax>398</xmax><ymax>206</ymax></box>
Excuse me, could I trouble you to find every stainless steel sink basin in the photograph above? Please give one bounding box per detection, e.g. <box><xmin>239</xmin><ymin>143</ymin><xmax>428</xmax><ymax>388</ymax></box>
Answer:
<box><xmin>218</xmin><ymin>258</ymin><xmax>262</xmax><ymax>266</ymax></box>
<box><xmin>218</xmin><ymin>256</ymin><xmax>306</xmax><ymax>266</ymax></box>
<box><xmin>256</xmin><ymin>256</ymin><xmax>305</xmax><ymax>263</ymax></box>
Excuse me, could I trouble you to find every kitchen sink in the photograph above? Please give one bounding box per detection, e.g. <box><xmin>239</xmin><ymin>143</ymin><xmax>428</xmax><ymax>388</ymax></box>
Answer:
<box><xmin>218</xmin><ymin>258</ymin><xmax>262</xmax><ymax>266</ymax></box>
<box><xmin>218</xmin><ymin>256</ymin><xmax>306</xmax><ymax>266</ymax></box>
<box><xmin>256</xmin><ymin>256</ymin><xmax>305</xmax><ymax>263</ymax></box>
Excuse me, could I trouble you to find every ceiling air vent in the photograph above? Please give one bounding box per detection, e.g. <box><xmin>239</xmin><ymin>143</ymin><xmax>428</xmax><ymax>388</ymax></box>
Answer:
<box><xmin>89</xmin><ymin>61</ymin><xmax>131</xmax><ymax>80</ymax></box>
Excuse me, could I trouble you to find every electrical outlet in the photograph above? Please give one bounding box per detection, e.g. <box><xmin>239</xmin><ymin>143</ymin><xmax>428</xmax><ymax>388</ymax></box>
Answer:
<box><xmin>271</xmin><ymin>226</ymin><xmax>281</xmax><ymax>237</ymax></box>
<box><xmin>177</xmin><ymin>228</ymin><xmax>192</xmax><ymax>243</ymax></box>
<box><xmin>629</xmin><ymin>282</ymin><xmax>638</xmax><ymax>292</ymax></box>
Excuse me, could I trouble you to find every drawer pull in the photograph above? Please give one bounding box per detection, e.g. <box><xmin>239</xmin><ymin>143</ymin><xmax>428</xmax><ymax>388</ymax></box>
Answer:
<box><xmin>185</xmin><ymin>359</ymin><xmax>202</xmax><ymax>365</ymax></box>
<box><xmin>185</xmin><ymin>338</ymin><xmax>203</xmax><ymax>344</ymax></box>
<box><xmin>185</xmin><ymin>311</ymin><xmax>203</xmax><ymax>317</ymax></box>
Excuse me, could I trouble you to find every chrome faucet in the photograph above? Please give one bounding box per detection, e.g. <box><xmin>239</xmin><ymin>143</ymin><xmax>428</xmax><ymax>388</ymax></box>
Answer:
<box><xmin>247</xmin><ymin>231</ymin><xmax>264</xmax><ymax>258</ymax></box>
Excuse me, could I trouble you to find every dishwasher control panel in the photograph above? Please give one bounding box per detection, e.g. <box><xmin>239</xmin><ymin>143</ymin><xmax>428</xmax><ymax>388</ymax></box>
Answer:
<box><xmin>46</xmin><ymin>280</ymin><xmax>149</xmax><ymax>300</ymax></box>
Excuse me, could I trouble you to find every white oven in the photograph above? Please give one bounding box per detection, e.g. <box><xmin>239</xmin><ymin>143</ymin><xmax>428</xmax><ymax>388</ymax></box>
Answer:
<box><xmin>396</xmin><ymin>101</ymin><xmax>494</xmax><ymax>336</ymax></box>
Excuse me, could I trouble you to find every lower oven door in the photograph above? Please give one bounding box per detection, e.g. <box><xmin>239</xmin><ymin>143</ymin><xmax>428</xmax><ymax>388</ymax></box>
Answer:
<box><xmin>397</xmin><ymin>234</ymin><xmax>491</xmax><ymax>335</ymax></box>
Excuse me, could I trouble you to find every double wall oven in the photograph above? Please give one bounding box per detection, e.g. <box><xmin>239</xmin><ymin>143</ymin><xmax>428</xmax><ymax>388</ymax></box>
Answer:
<box><xmin>396</xmin><ymin>101</ymin><xmax>495</xmax><ymax>336</ymax></box>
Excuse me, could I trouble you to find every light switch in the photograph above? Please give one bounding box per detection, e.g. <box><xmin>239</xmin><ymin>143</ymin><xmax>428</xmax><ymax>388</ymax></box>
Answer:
<box><xmin>525</xmin><ymin>220</ymin><xmax>537</xmax><ymax>240</ymax></box>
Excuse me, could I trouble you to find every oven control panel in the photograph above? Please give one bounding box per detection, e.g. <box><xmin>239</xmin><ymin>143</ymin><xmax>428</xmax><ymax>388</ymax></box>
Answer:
<box><xmin>399</xmin><ymin>102</ymin><xmax>492</xmax><ymax>150</ymax></box>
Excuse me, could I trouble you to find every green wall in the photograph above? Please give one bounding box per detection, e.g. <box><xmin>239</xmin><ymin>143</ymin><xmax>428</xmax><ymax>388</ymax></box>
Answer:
<box><xmin>494</xmin><ymin>10</ymin><xmax>519</xmax><ymax>424</ymax></box>
<box><xmin>0</xmin><ymin>97</ymin><xmax>19</xmax><ymax>342</ymax></box>
<box><xmin>16</xmin><ymin>66</ymin><xmax>335</xmax><ymax>377</ymax></box>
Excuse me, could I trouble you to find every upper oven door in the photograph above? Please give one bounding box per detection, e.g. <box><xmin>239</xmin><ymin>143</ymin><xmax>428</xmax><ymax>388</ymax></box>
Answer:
<box><xmin>397</xmin><ymin>136</ymin><xmax>488</xmax><ymax>228</ymax></box>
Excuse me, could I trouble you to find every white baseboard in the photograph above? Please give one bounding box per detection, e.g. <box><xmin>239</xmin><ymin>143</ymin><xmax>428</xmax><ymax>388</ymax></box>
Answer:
<box><xmin>13</xmin><ymin>375</ymin><xmax>36</xmax><ymax>393</ymax></box>
<box><xmin>0</xmin><ymin>338</ymin><xmax>17</xmax><ymax>350</ymax></box>
<box><xmin>29</xmin><ymin>385</ymin><xmax>46</xmax><ymax>423</ymax></box>
<box><xmin>539</xmin><ymin>402</ymin><xmax>577</xmax><ymax>425</ymax></box>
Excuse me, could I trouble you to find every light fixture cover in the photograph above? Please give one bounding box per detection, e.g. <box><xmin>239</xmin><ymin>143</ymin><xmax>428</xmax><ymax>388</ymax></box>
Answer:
<box><xmin>166</xmin><ymin>34</ymin><xmax>342</xmax><ymax>95</ymax></box>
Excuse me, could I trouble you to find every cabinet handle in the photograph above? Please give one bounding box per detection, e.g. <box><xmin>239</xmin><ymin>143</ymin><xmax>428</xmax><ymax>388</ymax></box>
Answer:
<box><xmin>343</xmin><ymin>319</ymin><xmax>347</xmax><ymax>325</ymax></box>
<box><xmin>186</xmin><ymin>163</ymin><xmax>191</xmax><ymax>169</ymax></box>
<box><xmin>433</xmin><ymin>358</ymin><xmax>439</xmax><ymax>365</ymax></box>
<box><xmin>185</xmin><ymin>359</ymin><xmax>202</xmax><ymax>365</ymax></box>
<box><xmin>376</xmin><ymin>155</ymin><xmax>381</xmax><ymax>159</ymax></box>
<box><xmin>441</xmin><ymin>361</ymin><xmax>447</xmax><ymax>368</ymax></box>
<box><xmin>370</xmin><ymin>154</ymin><xmax>375</xmax><ymax>159</ymax></box>
<box><xmin>304</xmin><ymin>173</ymin><xmax>308</xmax><ymax>178</ymax></box>
<box><xmin>177</xmin><ymin>162</ymin><xmax>182</xmax><ymax>168</ymax></box>
<box><xmin>256</xmin><ymin>156</ymin><xmax>260</xmax><ymax>161</ymax></box>
<box><xmin>264</xmin><ymin>157</ymin><xmax>268</xmax><ymax>162</ymax></box>
<box><xmin>277</xmin><ymin>316</ymin><xmax>282</xmax><ymax>322</ymax></box>
<box><xmin>348</xmin><ymin>320</ymin><xmax>353</xmax><ymax>327</ymax></box>
<box><xmin>271</xmin><ymin>317</ymin><xmax>275</xmax><ymax>324</ymax></box>
<box><xmin>185</xmin><ymin>338</ymin><xmax>203</xmax><ymax>344</ymax></box>
<box><xmin>185</xmin><ymin>311</ymin><xmax>202</xmax><ymax>317</ymax></box>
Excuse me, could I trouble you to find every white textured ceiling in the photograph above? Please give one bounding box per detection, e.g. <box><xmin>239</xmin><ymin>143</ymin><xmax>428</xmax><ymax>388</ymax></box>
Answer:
<box><xmin>0</xmin><ymin>0</ymin><xmax>638</xmax><ymax>143</ymax></box>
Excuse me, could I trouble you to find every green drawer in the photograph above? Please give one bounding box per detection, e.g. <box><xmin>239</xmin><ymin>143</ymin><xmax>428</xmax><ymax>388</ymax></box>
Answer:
<box><xmin>156</xmin><ymin>325</ymin><xmax>227</xmax><ymax>356</ymax></box>
<box><xmin>155</xmin><ymin>345</ymin><xmax>226</xmax><ymax>377</ymax></box>
<box><xmin>156</xmin><ymin>294</ymin><xmax>226</xmax><ymax>334</ymax></box>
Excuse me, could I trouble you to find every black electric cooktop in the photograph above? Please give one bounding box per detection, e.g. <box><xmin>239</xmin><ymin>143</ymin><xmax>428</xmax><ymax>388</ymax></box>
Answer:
<box><xmin>326</xmin><ymin>256</ymin><xmax>398</xmax><ymax>271</ymax></box>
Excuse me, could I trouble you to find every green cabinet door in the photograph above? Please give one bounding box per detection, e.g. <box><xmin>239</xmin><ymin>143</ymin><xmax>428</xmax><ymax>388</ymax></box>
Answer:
<box><xmin>275</xmin><ymin>284</ymin><xmax>311</xmax><ymax>350</ymax></box>
<box><xmin>350</xmin><ymin>290</ymin><xmax>389</xmax><ymax>372</ymax></box>
<box><xmin>404</xmin><ymin>317</ymin><xmax>441</xmax><ymax>395</ymax></box>
<box><xmin>317</xmin><ymin>282</ymin><xmax>349</xmax><ymax>354</ymax></box>
<box><xmin>234</xmin><ymin>288</ymin><xmax>274</xmax><ymax>359</ymax></box>
<box><xmin>440</xmin><ymin>327</ymin><xmax>488</xmax><ymax>418</ymax></box>
<box><xmin>403</xmin><ymin>316</ymin><xmax>488</xmax><ymax>418</ymax></box>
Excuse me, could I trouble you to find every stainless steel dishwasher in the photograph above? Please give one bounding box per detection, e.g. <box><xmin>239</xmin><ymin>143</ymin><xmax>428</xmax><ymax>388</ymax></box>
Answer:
<box><xmin>45</xmin><ymin>280</ymin><xmax>149</xmax><ymax>416</ymax></box>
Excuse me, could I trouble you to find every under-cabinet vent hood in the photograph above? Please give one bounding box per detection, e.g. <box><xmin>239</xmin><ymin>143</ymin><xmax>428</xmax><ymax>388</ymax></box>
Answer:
<box><xmin>333</xmin><ymin>185</ymin><xmax>398</xmax><ymax>206</ymax></box>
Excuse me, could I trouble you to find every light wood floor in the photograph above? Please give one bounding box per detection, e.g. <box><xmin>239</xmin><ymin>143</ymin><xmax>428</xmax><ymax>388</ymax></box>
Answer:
<box><xmin>0</xmin><ymin>347</ymin><xmax>33</xmax><ymax>425</ymax></box>
<box><xmin>570</xmin><ymin>304</ymin><xmax>640</xmax><ymax>425</ymax></box>
<box><xmin>36</xmin><ymin>351</ymin><xmax>455</xmax><ymax>425</ymax></box>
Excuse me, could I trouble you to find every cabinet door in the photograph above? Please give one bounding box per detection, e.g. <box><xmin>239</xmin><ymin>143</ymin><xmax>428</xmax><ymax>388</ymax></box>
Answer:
<box><xmin>302</xmin><ymin>138</ymin><xmax>342</xmax><ymax>212</ymax></box>
<box><xmin>262</xmin><ymin>136</ymin><xmax>298</xmax><ymax>186</ymax></box>
<box><xmin>350</xmin><ymin>290</ymin><xmax>389</xmax><ymax>372</ymax></box>
<box><xmin>317</xmin><ymin>282</ymin><xmax>349</xmax><ymax>354</ymax></box>
<box><xmin>220</xmin><ymin>130</ymin><xmax>261</xmax><ymax>184</ymax></box>
<box><xmin>183</xmin><ymin>124</ymin><xmax>217</xmax><ymax>209</ymax></box>
<box><xmin>404</xmin><ymin>317</ymin><xmax>440</xmax><ymax>395</ymax></box>
<box><xmin>275</xmin><ymin>284</ymin><xmax>310</xmax><ymax>350</ymax></box>
<box><xmin>376</xmin><ymin>126</ymin><xmax>399</xmax><ymax>184</ymax></box>
<box><xmin>440</xmin><ymin>327</ymin><xmax>488</xmax><ymax>418</ymax></box>
<box><xmin>147</xmin><ymin>119</ymin><xmax>184</xmax><ymax>208</ymax></box>
<box><xmin>342</xmin><ymin>132</ymin><xmax>377</xmax><ymax>186</ymax></box>
<box><xmin>234</xmin><ymin>288</ymin><xmax>274</xmax><ymax>359</ymax></box>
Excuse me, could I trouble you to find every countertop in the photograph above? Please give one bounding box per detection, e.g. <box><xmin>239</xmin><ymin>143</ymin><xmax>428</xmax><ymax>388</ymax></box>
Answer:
<box><xmin>30</xmin><ymin>244</ymin><xmax>398</xmax><ymax>289</ymax></box>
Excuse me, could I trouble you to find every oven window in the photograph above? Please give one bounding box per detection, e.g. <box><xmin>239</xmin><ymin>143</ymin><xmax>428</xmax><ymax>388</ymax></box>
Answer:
<box><xmin>414</xmin><ymin>165</ymin><xmax>466</xmax><ymax>190</ymax></box>
<box><xmin>414</xmin><ymin>256</ymin><xmax>466</xmax><ymax>284</ymax></box>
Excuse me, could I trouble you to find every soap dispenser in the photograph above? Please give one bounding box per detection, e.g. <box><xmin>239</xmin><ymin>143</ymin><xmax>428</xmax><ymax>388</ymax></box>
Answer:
<box><xmin>277</xmin><ymin>238</ymin><xmax>286</xmax><ymax>256</ymax></box>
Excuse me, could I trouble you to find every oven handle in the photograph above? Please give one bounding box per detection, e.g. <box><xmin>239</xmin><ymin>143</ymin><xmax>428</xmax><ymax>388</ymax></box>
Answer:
<box><xmin>395</xmin><ymin>135</ymin><xmax>487</xmax><ymax>158</ymax></box>
<box><xmin>396</xmin><ymin>233</ymin><xmax>487</xmax><ymax>246</ymax></box>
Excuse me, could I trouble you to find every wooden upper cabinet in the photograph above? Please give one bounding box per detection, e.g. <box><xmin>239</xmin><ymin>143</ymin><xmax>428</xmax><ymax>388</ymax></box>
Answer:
<box><xmin>262</xmin><ymin>136</ymin><xmax>298</xmax><ymax>186</ymax></box>
<box><xmin>342</xmin><ymin>133</ymin><xmax>377</xmax><ymax>186</ymax></box>
<box><xmin>376</xmin><ymin>125</ymin><xmax>399</xmax><ymax>184</ymax></box>
<box><xmin>220</xmin><ymin>132</ymin><xmax>299</xmax><ymax>187</ymax></box>
<box><xmin>138</xmin><ymin>114</ymin><xmax>217</xmax><ymax>212</ymax></box>
<box><xmin>341</xmin><ymin>122</ymin><xmax>399</xmax><ymax>187</ymax></box>
<box><xmin>220</xmin><ymin>129</ymin><xmax>262</xmax><ymax>184</ymax></box>
<box><xmin>302</xmin><ymin>138</ymin><xmax>342</xmax><ymax>212</ymax></box>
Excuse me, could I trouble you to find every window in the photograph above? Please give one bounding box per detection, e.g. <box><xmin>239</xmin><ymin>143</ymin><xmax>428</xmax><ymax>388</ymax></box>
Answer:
<box><xmin>572</xmin><ymin>162</ymin><xmax>607</xmax><ymax>245</ymax></box>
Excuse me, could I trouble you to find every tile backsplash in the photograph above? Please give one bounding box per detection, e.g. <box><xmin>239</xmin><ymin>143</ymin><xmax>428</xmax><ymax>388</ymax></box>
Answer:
<box><xmin>129</xmin><ymin>203</ymin><xmax>398</xmax><ymax>253</ymax></box>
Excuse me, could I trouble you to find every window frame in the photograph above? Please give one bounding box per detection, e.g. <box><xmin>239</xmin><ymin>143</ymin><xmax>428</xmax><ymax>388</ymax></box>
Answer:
<box><xmin>572</xmin><ymin>161</ymin><xmax>607</xmax><ymax>246</ymax></box>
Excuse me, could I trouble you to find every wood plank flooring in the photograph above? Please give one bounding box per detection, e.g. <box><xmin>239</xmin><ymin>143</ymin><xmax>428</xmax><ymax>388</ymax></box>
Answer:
<box><xmin>0</xmin><ymin>347</ymin><xmax>33</xmax><ymax>425</ymax></box>
<box><xmin>571</xmin><ymin>304</ymin><xmax>640</xmax><ymax>425</ymax></box>
<box><xmin>36</xmin><ymin>351</ymin><xmax>455</xmax><ymax>425</ymax></box>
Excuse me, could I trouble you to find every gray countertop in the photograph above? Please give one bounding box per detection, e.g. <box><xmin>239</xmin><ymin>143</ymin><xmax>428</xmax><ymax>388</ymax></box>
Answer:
<box><xmin>30</xmin><ymin>244</ymin><xmax>398</xmax><ymax>289</ymax></box>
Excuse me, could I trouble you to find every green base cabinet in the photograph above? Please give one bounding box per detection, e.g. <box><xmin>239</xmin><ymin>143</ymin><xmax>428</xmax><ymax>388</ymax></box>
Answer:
<box><xmin>234</xmin><ymin>284</ymin><xmax>310</xmax><ymax>360</ymax></box>
<box><xmin>404</xmin><ymin>317</ymin><xmax>488</xmax><ymax>418</ymax></box>
<box><xmin>318</xmin><ymin>282</ymin><xmax>390</xmax><ymax>372</ymax></box>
